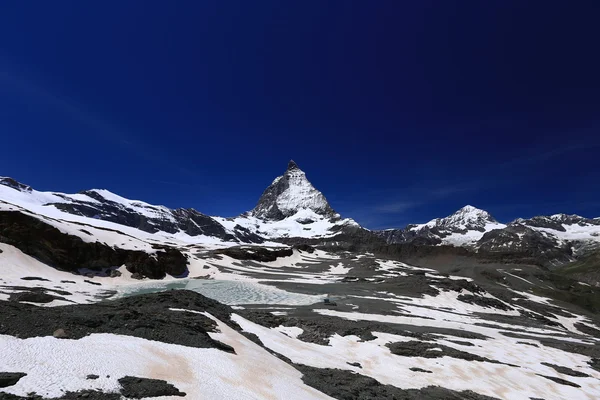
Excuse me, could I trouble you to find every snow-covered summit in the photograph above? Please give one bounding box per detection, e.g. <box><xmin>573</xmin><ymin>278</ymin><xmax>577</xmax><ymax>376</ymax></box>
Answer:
<box><xmin>218</xmin><ymin>161</ymin><xmax>361</xmax><ymax>239</ymax></box>
<box><xmin>251</xmin><ymin>160</ymin><xmax>338</xmax><ymax>221</ymax></box>
<box><xmin>377</xmin><ymin>205</ymin><xmax>506</xmax><ymax>246</ymax></box>
<box><xmin>431</xmin><ymin>205</ymin><xmax>499</xmax><ymax>230</ymax></box>
<box><xmin>410</xmin><ymin>205</ymin><xmax>502</xmax><ymax>233</ymax></box>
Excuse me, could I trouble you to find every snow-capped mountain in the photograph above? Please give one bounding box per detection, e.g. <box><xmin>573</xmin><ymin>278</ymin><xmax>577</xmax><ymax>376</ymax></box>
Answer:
<box><xmin>214</xmin><ymin>161</ymin><xmax>359</xmax><ymax>239</ymax></box>
<box><xmin>2</xmin><ymin>164</ymin><xmax>600</xmax><ymax>269</ymax></box>
<box><xmin>251</xmin><ymin>160</ymin><xmax>337</xmax><ymax>221</ymax></box>
<box><xmin>0</xmin><ymin>176</ymin><xmax>262</xmax><ymax>247</ymax></box>
<box><xmin>377</xmin><ymin>205</ymin><xmax>506</xmax><ymax>246</ymax></box>
<box><xmin>0</xmin><ymin>161</ymin><xmax>359</xmax><ymax>250</ymax></box>
<box><xmin>376</xmin><ymin>205</ymin><xmax>600</xmax><ymax>267</ymax></box>
<box><xmin>476</xmin><ymin>213</ymin><xmax>600</xmax><ymax>265</ymax></box>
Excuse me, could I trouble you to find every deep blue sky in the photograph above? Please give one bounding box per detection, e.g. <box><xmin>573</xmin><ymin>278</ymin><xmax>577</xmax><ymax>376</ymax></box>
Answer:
<box><xmin>1</xmin><ymin>1</ymin><xmax>599</xmax><ymax>229</ymax></box>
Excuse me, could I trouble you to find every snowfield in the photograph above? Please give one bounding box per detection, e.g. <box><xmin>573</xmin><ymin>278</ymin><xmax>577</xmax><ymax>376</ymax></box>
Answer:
<box><xmin>0</xmin><ymin>313</ymin><xmax>334</xmax><ymax>400</ymax></box>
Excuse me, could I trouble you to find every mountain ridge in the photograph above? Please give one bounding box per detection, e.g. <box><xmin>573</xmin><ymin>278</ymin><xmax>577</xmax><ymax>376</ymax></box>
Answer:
<box><xmin>2</xmin><ymin>165</ymin><xmax>600</xmax><ymax>268</ymax></box>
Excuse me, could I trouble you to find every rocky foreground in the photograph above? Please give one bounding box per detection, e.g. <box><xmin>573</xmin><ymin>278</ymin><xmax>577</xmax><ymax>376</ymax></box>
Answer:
<box><xmin>1</xmin><ymin>244</ymin><xmax>600</xmax><ymax>399</ymax></box>
<box><xmin>0</xmin><ymin>289</ymin><xmax>567</xmax><ymax>400</ymax></box>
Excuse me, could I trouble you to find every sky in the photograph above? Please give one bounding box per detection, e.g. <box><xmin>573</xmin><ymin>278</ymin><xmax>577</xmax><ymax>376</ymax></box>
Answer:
<box><xmin>1</xmin><ymin>1</ymin><xmax>599</xmax><ymax>229</ymax></box>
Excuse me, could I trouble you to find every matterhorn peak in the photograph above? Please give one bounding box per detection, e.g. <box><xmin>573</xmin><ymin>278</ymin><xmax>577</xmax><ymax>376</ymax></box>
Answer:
<box><xmin>287</xmin><ymin>159</ymin><xmax>300</xmax><ymax>171</ymax></box>
<box><xmin>250</xmin><ymin>161</ymin><xmax>337</xmax><ymax>221</ymax></box>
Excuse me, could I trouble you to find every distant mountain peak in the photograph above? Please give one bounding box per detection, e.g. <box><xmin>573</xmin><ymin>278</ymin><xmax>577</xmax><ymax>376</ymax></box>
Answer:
<box><xmin>250</xmin><ymin>161</ymin><xmax>337</xmax><ymax>221</ymax></box>
<box><xmin>449</xmin><ymin>205</ymin><xmax>497</xmax><ymax>223</ymax></box>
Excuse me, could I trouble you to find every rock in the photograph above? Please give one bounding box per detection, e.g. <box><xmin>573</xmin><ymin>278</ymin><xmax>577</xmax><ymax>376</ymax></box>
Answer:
<box><xmin>86</xmin><ymin>374</ymin><xmax>100</xmax><ymax>380</ymax></box>
<box><xmin>0</xmin><ymin>290</ymin><xmax>236</xmax><ymax>352</ymax></box>
<box><xmin>535</xmin><ymin>374</ymin><xmax>580</xmax><ymax>388</ymax></box>
<box><xmin>118</xmin><ymin>376</ymin><xmax>186</xmax><ymax>398</ymax></box>
<box><xmin>410</xmin><ymin>367</ymin><xmax>433</xmax><ymax>373</ymax></box>
<box><xmin>295</xmin><ymin>365</ymin><xmax>500</xmax><ymax>400</ymax></box>
<box><xmin>9</xmin><ymin>291</ymin><xmax>58</xmax><ymax>303</ymax></box>
<box><xmin>541</xmin><ymin>362</ymin><xmax>590</xmax><ymax>377</ymax></box>
<box><xmin>20</xmin><ymin>277</ymin><xmax>50</xmax><ymax>282</ymax></box>
<box><xmin>131</xmin><ymin>273</ymin><xmax>144</xmax><ymax>280</ymax></box>
<box><xmin>0</xmin><ymin>372</ymin><xmax>26</xmax><ymax>388</ymax></box>
<box><xmin>215</xmin><ymin>246</ymin><xmax>293</xmax><ymax>262</ymax></box>
<box><xmin>109</xmin><ymin>270</ymin><xmax>122</xmax><ymax>278</ymax></box>
<box><xmin>53</xmin><ymin>328</ymin><xmax>69</xmax><ymax>339</ymax></box>
<box><xmin>0</xmin><ymin>211</ymin><xmax>191</xmax><ymax>281</ymax></box>
<box><xmin>387</xmin><ymin>341</ymin><xmax>506</xmax><ymax>364</ymax></box>
<box><xmin>293</xmin><ymin>244</ymin><xmax>315</xmax><ymax>253</ymax></box>
<box><xmin>457</xmin><ymin>294</ymin><xmax>513</xmax><ymax>311</ymax></box>
<box><xmin>324</xmin><ymin>298</ymin><xmax>337</xmax><ymax>306</ymax></box>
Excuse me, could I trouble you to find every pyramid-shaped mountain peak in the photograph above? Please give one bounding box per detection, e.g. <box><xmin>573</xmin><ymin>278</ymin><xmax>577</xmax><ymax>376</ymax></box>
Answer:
<box><xmin>287</xmin><ymin>159</ymin><xmax>300</xmax><ymax>171</ymax></box>
<box><xmin>250</xmin><ymin>161</ymin><xmax>337</xmax><ymax>221</ymax></box>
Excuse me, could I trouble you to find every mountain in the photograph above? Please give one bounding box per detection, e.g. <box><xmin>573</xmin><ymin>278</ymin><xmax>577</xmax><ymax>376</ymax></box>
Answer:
<box><xmin>377</xmin><ymin>205</ymin><xmax>506</xmax><ymax>246</ymax></box>
<box><xmin>214</xmin><ymin>161</ymin><xmax>359</xmax><ymax>239</ymax></box>
<box><xmin>2</xmin><ymin>164</ymin><xmax>600</xmax><ymax>269</ymax></box>
<box><xmin>0</xmin><ymin>176</ymin><xmax>262</xmax><ymax>246</ymax></box>
<box><xmin>251</xmin><ymin>160</ymin><xmax>337</xmax><ymax>221</ymax></box>
<box><xmin>475</xmin><ymin>213</ymin><xmax>600</xmax><ymax>267</ymax></box>
<box><xmin>376</xmin><ymin>205</ymin><xmax>600</xmax><ymax>267</ymax></box>
<box><xmin>0</xmin><ymin>161</ymin><xmax>359</xmax><ymax>250</ymax></box>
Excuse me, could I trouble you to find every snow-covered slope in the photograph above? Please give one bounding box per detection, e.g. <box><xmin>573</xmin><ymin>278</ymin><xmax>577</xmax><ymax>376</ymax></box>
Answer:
<box><xmin>0</xmin><ymin>177</ymin><xmax>252</xmax><ymax>251</ymax></box>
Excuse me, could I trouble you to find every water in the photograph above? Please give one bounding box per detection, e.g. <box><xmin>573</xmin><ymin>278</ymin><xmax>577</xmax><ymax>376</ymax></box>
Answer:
<box><xmin>120</xmin><ymin>279</ymin><xmax>324</xmax><ymax>306</ymax></box>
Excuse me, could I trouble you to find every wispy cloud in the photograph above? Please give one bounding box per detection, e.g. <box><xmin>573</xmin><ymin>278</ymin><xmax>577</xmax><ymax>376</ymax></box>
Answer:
<box><xmin>373</xmin><ymin>201</ymin><xmax>419</xmax><ymax>213</ymax></box>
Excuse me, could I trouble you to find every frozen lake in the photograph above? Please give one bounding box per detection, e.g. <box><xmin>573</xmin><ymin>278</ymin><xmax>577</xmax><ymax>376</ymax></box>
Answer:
<box><xmin>119</xmin><ymin>279</ymin><xmax>324</xmax><ymax>306</ymax></box>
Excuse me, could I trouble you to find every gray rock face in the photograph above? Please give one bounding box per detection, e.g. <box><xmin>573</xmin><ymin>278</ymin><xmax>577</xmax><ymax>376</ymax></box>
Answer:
<box><xmin>250</xmin><ymin>160</ymin><xmax>338</xmax><ymax>221</ymax></box>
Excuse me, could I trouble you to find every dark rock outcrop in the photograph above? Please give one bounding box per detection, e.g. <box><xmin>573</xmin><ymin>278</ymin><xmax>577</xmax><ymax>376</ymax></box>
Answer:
<box><xmin>215</xmin><ymin>246</ymin><xmax>293</xmax><ymax>262</ymax></box>
<box><xmin>118</xmin><ymin>376</ymin><xmax>186</xmax><ymax>398</ymax></box>
<box><xmin>0</xmin><ymin>211</ymin><xmax>188</xmax><ymax>279</ymax></box>
<box><xmin>295</xmin><ymin>365</ymin><xmax>500</xmax><ymax>400</ymax></box>
<box><xmin>0</xmin><ymin>290</ymin><xmax>234</xmax><ymax>352</ymax></box>
<box><xmin>0</xmin><ymin>373</ymin><xmax>26</xmax><ymax>388</ymax></box>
